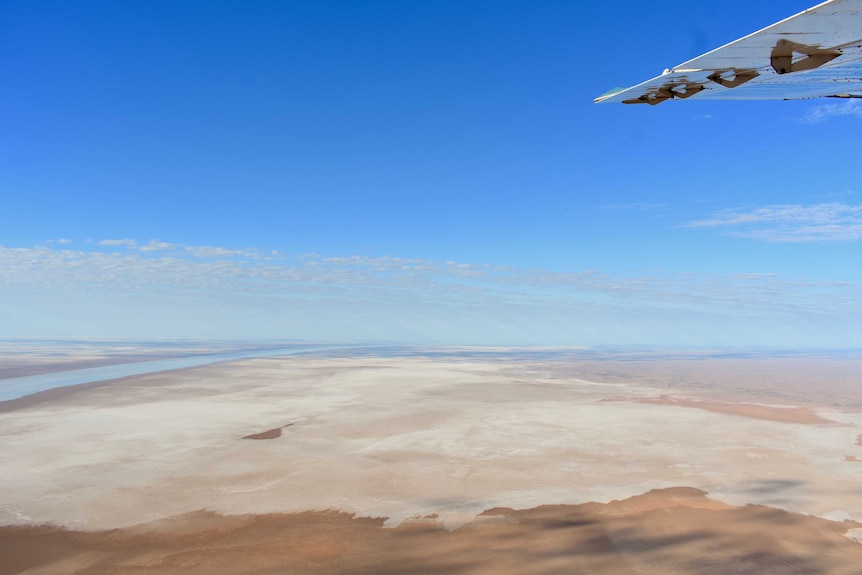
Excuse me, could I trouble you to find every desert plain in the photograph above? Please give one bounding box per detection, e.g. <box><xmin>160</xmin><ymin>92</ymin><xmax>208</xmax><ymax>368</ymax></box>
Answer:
<box><xmin>2</xmin><ymin>343</ymin><xmax>862</xmax><ymax>574</ymax></box>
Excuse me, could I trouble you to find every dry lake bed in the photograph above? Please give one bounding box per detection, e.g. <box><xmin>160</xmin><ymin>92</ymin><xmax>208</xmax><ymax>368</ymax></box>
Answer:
<box><xmin>2</xmin><ymin>342</ymin><xmax>862</xmax><ymax>574</ymax></box>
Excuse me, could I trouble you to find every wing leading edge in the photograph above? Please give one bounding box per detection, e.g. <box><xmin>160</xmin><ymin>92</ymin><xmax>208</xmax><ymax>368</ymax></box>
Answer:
<box><xmin>595</xmin><ymin>0</ymin><xmax>862</xmax><ymax>104</ymax></box>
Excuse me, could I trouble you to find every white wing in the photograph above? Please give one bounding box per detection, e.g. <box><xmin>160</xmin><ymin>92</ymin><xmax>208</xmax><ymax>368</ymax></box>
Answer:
<box><xmin>595</xmin><ymin>0</ymin><xmax>862</xmax><ymax>104</ymax></box>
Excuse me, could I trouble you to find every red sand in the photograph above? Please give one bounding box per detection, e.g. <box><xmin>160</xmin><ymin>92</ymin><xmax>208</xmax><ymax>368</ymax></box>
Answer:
<box><xmin>2</xmin><ymin>488</ymin><xmax>862</xmax><ymax>575</ymax></box>
<box><xmin>607</xmin><ymin>395</ymin><xmax>835</xmax><ymax>424</ymax></box>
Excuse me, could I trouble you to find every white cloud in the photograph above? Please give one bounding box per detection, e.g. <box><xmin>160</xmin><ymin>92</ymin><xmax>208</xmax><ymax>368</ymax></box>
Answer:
<box><xmin>688</xmin><ymin>203</ymin><xmax>862</xmax><ymax>242</ymax></box>
<box><xmin>138</xmin><ymin>240</ymin><xmax>176</xmax><ymax>252</ymax></box>
<box><xmin>1</xmin><ymin>240</ymin><xmax>861</xmax><ymax>345</ymax></box>
<box><xmin>99</xmin><ymin>238</ymin><xmax>138</xmax><ymax>248</ymax></box>
<box><xmin>97</xmin><ymin>239</ymin><xmax>265</xmax><ymax>259</ymax></box>
<box><xmin>183</xmin><ymin>245</ymin><xmax>260</xmax><ymax>259</ymax></box>
<box><xmin>801</xmin><ymin>99</ymin><xmax>862</xmax><ymax>124</ymax></box>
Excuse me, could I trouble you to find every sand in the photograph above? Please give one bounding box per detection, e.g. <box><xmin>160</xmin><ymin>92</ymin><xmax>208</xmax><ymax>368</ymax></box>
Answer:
<box><xmin>542</xmin><ymin>355</ymin><xmax>862</xmax><ymax>409</ymax></box>
<box><xmin>610</xmin><ymin>395</ymin><xmax>836</xmax><ymax>424</ymax></box>
<box><xmin>2</xmin><ymin>348</ymin><xmax>862</xmax><ymax>573</ymax></box>
<box><xmin>3</xmin><ymin>488</ymin><xmax>862</xmax><ymax>575</ymax></box>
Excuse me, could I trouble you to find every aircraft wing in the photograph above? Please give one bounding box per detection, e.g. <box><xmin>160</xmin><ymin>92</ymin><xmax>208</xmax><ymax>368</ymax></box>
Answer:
<box><xmin>595</xmin><ymin>0</ymin><xmax>862</xmax><ymax>104</ymax></box>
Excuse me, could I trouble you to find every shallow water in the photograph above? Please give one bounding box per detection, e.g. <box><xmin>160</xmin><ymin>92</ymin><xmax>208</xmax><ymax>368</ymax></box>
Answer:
<box><xmin>0</xmin><ymin>345</ymin><xmax>350</xmax><ymax>401</ymax></box>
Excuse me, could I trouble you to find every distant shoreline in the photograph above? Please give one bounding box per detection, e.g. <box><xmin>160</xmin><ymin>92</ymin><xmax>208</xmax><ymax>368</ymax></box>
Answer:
<box><xmin>0</xmin><ymin>345</ymin><xmax>351</xmax><ymax>406</ymax></box>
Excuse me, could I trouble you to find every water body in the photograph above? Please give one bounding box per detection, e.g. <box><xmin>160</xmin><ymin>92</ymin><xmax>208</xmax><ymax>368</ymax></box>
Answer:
<box><xmin>0</xmin><ymin>345</ymin><xmax>352</xmax><ymax>402</ymax></box>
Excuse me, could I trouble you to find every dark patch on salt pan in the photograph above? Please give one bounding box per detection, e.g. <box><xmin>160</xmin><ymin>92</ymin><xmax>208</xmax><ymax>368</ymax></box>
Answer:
<box><xmin>242</xmin><ymin>423</ymin><xmax>294</xmax><ymax>440</ymax></box>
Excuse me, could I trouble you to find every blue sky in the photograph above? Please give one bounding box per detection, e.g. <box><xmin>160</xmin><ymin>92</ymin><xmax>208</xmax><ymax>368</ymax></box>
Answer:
<box><xmin>3</xmin><ymin>0</ymin><xmax>862</xmax><ymax>345</ymax></box>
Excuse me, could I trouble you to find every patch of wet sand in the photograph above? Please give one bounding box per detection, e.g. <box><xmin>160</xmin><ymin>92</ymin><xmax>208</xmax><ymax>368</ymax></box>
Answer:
<box><xmin>241</xmin><ymin>423</ymin><xmax>294</xmax><ymax>440</ymax></box>
<box><xmin>2</xmin><ymin>488</ymin><xmax>861</xmax><ymax>575</ymax></box>
<box><xmin>613</xmin><ymin>395</ymin><xmax>835</xmax><ymax>424</ymax></box>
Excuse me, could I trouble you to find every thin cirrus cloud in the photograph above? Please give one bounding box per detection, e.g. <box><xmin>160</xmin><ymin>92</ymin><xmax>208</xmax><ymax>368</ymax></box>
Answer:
<box><xmin>800</xmin><ymin>99</ymin><xmax>862</xmax><ymax>124</ymax></box>
<box><xmin>687</xmin><ymin>202</ymin><xmax>862</xmax><ymax>242</ymax></box>
<box><xmin>2</xmin><ymin>240</ymin><xmax>861</xmax><ymax>345</ymax></box>
<box><xmin>98</xmin><ymin>238</ymin><xmax>139</xmax><ymax>248</ymax></box>
<box><xmin>97</xmin><ymin>238</ymin><xmax>265</xmax><ymax>259</ymax></box>
<box><xmin>1</xmin><ymin>241</ymin><xmax>853</xmax><ymax>312</ymax></box>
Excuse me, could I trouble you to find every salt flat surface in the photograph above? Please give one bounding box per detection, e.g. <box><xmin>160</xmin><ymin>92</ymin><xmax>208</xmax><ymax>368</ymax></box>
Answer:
<box><xmin>1</xmin><ymin>352</ymin><xmax>860</xmax><ymax>530</ymax></box>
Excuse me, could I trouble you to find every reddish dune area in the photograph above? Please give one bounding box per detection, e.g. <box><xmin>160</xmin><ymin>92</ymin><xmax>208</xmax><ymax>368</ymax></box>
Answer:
<box><xmin>3</xmin><ymin>488</ymin><xmax>862</xmax><ymax>575</ymax></box>
<box><xmin>618</xmin><ymin>395</ymin><xmax>835</xmax><ymax>424</ymax></box>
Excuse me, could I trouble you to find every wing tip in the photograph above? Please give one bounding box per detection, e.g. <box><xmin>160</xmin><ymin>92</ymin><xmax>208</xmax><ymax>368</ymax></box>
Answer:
<box><xmin>594</xmin><ymin>87</ymin><xmax>628</xmax><ymax>103</ymax></box>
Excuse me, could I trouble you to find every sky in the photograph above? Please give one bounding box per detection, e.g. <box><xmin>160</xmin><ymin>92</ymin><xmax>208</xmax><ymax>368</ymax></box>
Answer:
<box><xmin>2</xmin><ymin>0</ymin><xmax>862</xmax><ymax>346</ymax></box>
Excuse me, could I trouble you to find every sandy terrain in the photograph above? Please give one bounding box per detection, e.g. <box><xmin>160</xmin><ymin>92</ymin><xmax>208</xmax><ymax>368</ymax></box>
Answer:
<box><xmin>607</xmin><ymin>395</ymin><xmax>836</xmax><ymax>424</ymax></box>
<box><xmin>4</xmin><ymin>488</ymin><xmax>862</xmax><ymax>575</ymax></box>
<box><xmin>1</xmin><ymin>348</ymin><xmax>862</xmax><ymax>573</ymax></box>
<box><xmin>541</xmin><ymin>354</ymin><xmax>862</xmax><ymax>409</ymax></box>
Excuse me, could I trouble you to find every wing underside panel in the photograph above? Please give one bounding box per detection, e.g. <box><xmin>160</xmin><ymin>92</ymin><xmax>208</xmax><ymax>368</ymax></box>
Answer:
<box><xmin>596</xmin><ymin>0</ymin><xmax>862</xmax><ymax>104</ymax></box>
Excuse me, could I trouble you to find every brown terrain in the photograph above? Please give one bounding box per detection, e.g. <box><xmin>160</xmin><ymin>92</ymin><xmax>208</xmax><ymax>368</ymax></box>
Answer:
<box><xmin>543</xmin><ymin>356</ymin><xmax>862</xmax><ymax>409</ymax></box>
<box><xmin>3</xmin><ymin>488</ymin><xmax>862</xmax><ymax>575</ymax></box>
<box><xmin>608</xmin><ymin>395</ymin><xmax>837</xmax><ymax>425</ymax></box>
<box><xmin>242</xmin><ymin>423</ymin><xmax>294</xmax><ymax>440</ymax></box>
